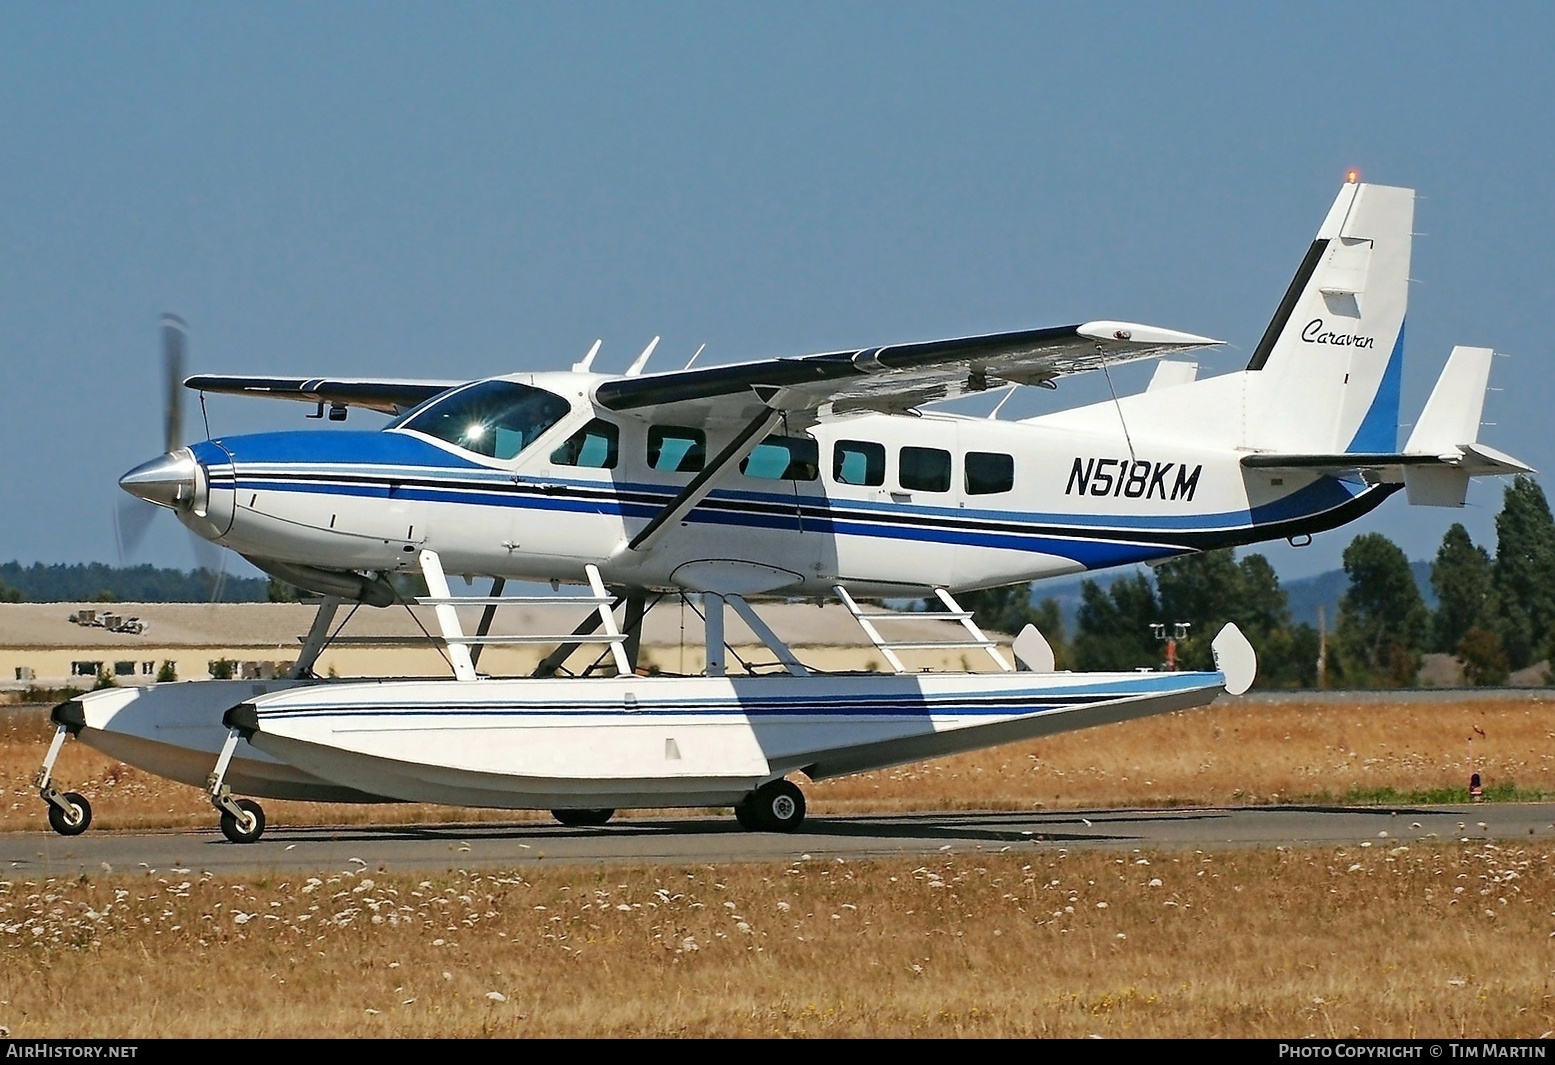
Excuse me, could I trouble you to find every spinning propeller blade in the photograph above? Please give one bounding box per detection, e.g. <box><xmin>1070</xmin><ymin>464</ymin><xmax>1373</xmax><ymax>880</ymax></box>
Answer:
<box><xmin>161</xmin><ymin>314</ymin><xmax>186</xmax><ymax>453</ymax></box>
<box><xmin>115</xmin><ymin>313</ymin><xmax>229</xmax><ymax>599</ymax></box>
<box><xmin>113</xmin><ymin>495</ymin><xmax>156</xmax><ymax>565</ymax></box>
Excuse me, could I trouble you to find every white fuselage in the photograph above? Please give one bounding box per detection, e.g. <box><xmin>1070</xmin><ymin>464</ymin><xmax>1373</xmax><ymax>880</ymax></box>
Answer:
<box><xmin>179</xmin><ymin>370</ymin><xmax>1388</xmax><ymax>598</ymax></box>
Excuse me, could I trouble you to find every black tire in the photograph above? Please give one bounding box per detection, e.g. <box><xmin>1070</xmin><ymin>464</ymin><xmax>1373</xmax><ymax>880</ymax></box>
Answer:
<box><xmin>551</xmin><ymin>808</ymin><xmax>614</xmax><ymax>828</ymax></box>
<box><xmin>749</xmin><ymin>779</ymin><xmax>806</xmax><ymax>833</ymax></box>
<box><xmin>47</xmin><ymin>792</ymin><xmax>92</xmax><ymax>837</ymax></box>
<box><xmin>219</xmin><ymin>798</ymin><xmax>266</xmax><ymax>844</ymax></box>
<box><xmin>732</xmin><ymin>797</ymin><xmax>760</xmax><ymax>831</ymax></box>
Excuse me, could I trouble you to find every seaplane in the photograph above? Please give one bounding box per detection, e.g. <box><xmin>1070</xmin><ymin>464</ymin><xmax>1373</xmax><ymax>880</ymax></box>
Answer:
<box><xmin>36</xmin><ymin>177</ymin><xmax>1528</xmax><ymax>843</ymax></box>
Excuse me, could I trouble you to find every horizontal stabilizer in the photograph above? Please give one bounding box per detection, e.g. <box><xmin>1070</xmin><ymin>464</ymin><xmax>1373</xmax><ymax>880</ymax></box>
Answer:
<box><xmin>1242</xmin><ymin>451</ymin><xmax>1450</xmax><ymax>472</ymax></box>
<box><xmin>1402</xmin><ymin>443</ymin><xmax>1533</xmax><ymax>507</ymax></box>
<box><xmin>1243</xmin><ymin>448</ymin><xmax>1531</xmax><ymax>508</ymax></box>
<box><xmin>1241</xmin><ymin>447</ymin><xmax>1531</xmax><ymax>477</ymax></box>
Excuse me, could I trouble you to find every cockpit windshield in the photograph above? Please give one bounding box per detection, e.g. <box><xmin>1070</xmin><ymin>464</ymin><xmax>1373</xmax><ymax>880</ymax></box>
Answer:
<box><xmin>389</xmin><ymin>380</ymin><xmax>572</xmax><ymax>460</ymax></box>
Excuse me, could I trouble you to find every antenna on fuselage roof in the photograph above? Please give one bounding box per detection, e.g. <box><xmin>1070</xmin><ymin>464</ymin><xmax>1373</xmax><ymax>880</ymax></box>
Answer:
<box><xmin>624</xmin><ymin>336</ymin><xmax>660</xmax><ymax>377</ymax></box>
<box><xmin>572</xmin><ymin>339</ymin><xmax>603</xmax><ymax>374</ymax></box>
<box><xmin>683</xmin><ymin>343</ymin><xmax>707</xmax><ymax>371</ymax></box>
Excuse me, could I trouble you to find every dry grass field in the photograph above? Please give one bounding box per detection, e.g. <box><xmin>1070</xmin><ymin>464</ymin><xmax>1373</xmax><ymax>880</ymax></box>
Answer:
<box><xmin>3</xmin><ymin>694</ymin><xmax>1553</xmax><ymax>1037</ymax></box>
<box><xmin>2</xmin><ymin>845</ymin><xmax>1552</xmax><ymax>1037</ymax></box>
<box><xmin>3</xmin><ymin>695</ymin><xmax>1552</xmax><ymax>832</ymax></box>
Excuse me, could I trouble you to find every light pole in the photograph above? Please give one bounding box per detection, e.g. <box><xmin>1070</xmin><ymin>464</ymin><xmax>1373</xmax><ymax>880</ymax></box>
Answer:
<box><xmin>1150</xmin><ymin>621</ymin><xmax>1191</xmax><ymax>671</ymax></box>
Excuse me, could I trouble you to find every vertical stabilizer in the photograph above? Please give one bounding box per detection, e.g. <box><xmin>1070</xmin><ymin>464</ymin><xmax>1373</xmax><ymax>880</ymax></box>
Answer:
<box><xmin>1243</xmin><ymin>182</ymin><xmax>1415</xmax><ymax>453</ymax></box>
<box><xmin>1404</xmin><ymin>345</ymin><xmax>1494</xmax><ymax>454</ymax></box>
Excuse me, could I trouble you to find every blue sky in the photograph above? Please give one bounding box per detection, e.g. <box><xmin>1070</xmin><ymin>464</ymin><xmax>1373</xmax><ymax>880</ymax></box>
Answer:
<box><xmin>2</xmin><ymin>3</ymin><xmax>1551</xmax><ymax>581</ymax></box>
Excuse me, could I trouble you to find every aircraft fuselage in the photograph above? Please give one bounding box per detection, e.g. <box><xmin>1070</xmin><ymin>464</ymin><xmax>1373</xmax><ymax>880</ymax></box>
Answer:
<box><xmin>170</xmin><ymin>371</ymin><xmax>1387</xmax><ymax>597</ymax></box>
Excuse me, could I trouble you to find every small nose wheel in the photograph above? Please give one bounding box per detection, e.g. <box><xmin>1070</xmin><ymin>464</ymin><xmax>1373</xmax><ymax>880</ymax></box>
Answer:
<box><xmin>218</xmin><ymin>799</ymin><xmax>266</xmax><ymax>844</ymax></box>
<box><xmin>45</xmin><ymin>791</ymin><xmax>92</xmax><ymax>837</ymax></box>
<box><xmin>37</xmin><ymin>721</ymin><xmax>91</xmax><ymax>837</ymax></box>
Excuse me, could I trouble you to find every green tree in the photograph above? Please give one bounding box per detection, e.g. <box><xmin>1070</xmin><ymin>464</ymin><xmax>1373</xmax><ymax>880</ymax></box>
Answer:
<box><xmin>945</xmin><ymin>584</ymin><xmax>1068</xmax><ymax>666</ymax></box>
<box><xmin>1152</xmin><ymin>549</ymin><xmax>1304</xmax><ymax>684</ymax></box>
<box><xmin>955</xmin><ymin>583</ymin><xmax>1038</xmax><ymax>635</ymax></box>
<box><xmin>1336</xmin><ymin>533</ymin><xmax>1428</xmax><ymax>685</ymax></box>
<box><xmin>1457</xmin><ymin>627</ymin><xmax>1509</xmax><ymax>687</ymax></box>
<box><xmin>1071</xmin><ymin>572</ymin><xmax>1159</xmax><ymax>670</ymax></box>
<box><xmin>1430</xmin><ymin>523</ymin><xmax>1496</xmax><ymax>653</ymax></box>
<box><xmin>266</xmin><ymin>576</ymin><xmax>301</xmax><ymax>603</ymax></box>
<box><xmin>1492</xmin><ymin>476</ymin><xmax>1555</xmax><ymax>669</ymax></box>
<box><xmin>1154</xmin><ymin>549</ymin><xmax>1243</xmax><ymax>663</ymax></box>
<box><xmin>1029</xmin><ymin>597</ymin><xmax>1066</xmax><ymax>669</ymax></box>
<box><xmin>0</xmin><ymin>578</ymin><xmax>19</xmax><ymax>603</ymax></box>
<box><xmin>155</xmin><ymin>660</ymin><xmax>177</xmax><ymax>683</ymax></box>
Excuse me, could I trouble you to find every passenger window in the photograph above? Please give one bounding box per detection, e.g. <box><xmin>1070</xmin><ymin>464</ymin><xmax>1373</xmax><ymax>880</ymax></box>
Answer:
<box><xmin>833</xmin><ymin>440</ymin><xmax>885</xmax><ymax>486</ymax></box>
<box><xmin>741</xmin><ymin>436</ymin><xmax>819</xmax><ymax>481</ymax></box>
<box><xmin>965</xmin><ymin>451</ymin><xmax>1014</xmax><ymax>495</ymax></box>
<box><xmin>899</xmin><ymin>446</ymin><xmax>951</xmax><ymax>493</ymax></box>
<box><xmin>551</xmin><ymin>419</ymin><xmax>619</xmax><ymax>469</ymax></box>
<box><xmin>647</xmin><ymin>426</ymin><xmax>706</xmax><ymax>473</ymax></box>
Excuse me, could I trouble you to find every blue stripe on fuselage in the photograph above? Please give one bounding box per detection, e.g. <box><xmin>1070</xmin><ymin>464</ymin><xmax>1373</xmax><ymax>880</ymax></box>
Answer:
<box><xmin>204</xmin><ymin>427</ymin><xmax>1371</xmax><ymax>567</ymax></box>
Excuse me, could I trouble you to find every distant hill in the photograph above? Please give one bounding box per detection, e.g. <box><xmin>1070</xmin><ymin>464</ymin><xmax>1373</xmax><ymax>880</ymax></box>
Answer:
<box><xmin>1283</xmin><ymin>560</ymin><xmax>1435</xmax><ymax>629</ymax></box>
<box><xmin>0</xmin><ymin>561</ymin><xmax>270</xmax><ymax>603</ymax></box>
<box><xmin>1027</xmin><ymin>560</ymin><xmax>1435</xmax><ymax>635</ymax></box>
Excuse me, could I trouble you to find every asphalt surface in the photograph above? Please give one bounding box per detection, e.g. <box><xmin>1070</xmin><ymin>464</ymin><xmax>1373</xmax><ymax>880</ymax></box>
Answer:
<box><xmin>5</xmin><ymin>802</ymin><xmax>1553</xmax><ymax>877</ymax></box>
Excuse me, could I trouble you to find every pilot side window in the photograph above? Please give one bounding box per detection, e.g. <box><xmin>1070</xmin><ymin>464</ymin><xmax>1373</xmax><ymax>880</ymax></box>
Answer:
<box><xmin>965</xmin><ymin>451</ymin><xmax>1014</xmax><ymax>495</ymax></box>
<box><xmin>899</xmin><ymin>446</ymin><xmax>951</xmax><ymax>492</ymax></box>
<box><xmin>833</xmin><ymin>440</ymin><xmax>885</xmax><ymax>486</ymax></box>
<box><xmin>392</xmin><ymin>380</ymin><xmax>571</xmax><ymax>460</ymax></box>
<box><xmin>551</xmin><ymin>419</ymin><xmax>619</xmax><ymax>469</ymax></box>
<box><xmin>647</xmin><ymin>426</ymin><xmax>706</xmax><ymax>473</ymax></box>
<box><xmin>741</xmin><ymin>436</ymin><xmax>819</xmax><ymax>481</ymax></box>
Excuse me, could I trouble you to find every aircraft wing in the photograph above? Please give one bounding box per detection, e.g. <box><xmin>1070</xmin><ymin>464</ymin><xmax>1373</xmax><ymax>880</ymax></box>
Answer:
<box><xmin>593</xmin><ymin>320</ymin><xmax>1222</xmax><ymax>423</ymax></box>
<box><xmin>183</xmin><ymin>375</ymin><xmax>464</xmax><ymax>415</ymax></box>
<box><xmin>183</xmin><ymin>320</ymin><xmax>1219</xmax><ymax>422</ymax></box>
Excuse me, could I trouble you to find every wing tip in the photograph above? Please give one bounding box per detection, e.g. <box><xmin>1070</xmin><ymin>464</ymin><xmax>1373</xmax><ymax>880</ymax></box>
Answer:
<box><xmin>1078</xmin><ymin>321</ymin><xmax>1223</xmax><ymax>348</ymax></box>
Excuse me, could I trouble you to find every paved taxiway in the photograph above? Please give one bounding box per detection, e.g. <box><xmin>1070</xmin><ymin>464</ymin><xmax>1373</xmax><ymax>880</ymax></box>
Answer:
<box><xmin>5</xmin><ymin>803</ymin><xmax>1554</xmax><ymax>877</ymax></box>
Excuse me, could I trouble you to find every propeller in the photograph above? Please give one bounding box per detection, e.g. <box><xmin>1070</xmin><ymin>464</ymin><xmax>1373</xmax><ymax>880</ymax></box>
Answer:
<box><xmin>114</xmin><ymin>314</ymin><xmax>229</xmax><ymax>600</ymax></box>
<box><xmin>161</xmin><ymin>313</ymin><xmax>185</xmax><ymax>454</ymax></box>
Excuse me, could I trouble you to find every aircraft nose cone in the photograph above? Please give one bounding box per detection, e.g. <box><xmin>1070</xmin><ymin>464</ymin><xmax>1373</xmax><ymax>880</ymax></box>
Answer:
<box><xmin>119</xmin><ymin>450</ymin><xmax>199</xmax><ymax>510</ymax></box>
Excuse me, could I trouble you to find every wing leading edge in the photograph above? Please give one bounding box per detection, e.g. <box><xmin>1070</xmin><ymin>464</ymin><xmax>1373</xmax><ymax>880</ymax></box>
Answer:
<box><xmin>183</xmin><ymin>376</ymin><xmax>464</xmax><ymax>415</ymax></box>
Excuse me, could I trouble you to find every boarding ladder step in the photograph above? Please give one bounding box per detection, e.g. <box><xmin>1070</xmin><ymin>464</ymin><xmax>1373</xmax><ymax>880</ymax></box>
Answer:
<box><xmin>835</xmin><ymin>585</ymin><xmax>1013</xmax><ymax>674</ymax></box>
<box><xmin>388</xmin><ymin>554</ymin><xmax>633</xmax><ymax>680</ymax></box>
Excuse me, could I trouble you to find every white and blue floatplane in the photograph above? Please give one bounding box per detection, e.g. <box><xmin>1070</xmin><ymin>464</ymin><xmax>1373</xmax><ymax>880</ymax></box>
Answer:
<box><xmin>37</xmin><ymin>177</ymin><xmax>1521</xmax><ymax>841</ymax></box>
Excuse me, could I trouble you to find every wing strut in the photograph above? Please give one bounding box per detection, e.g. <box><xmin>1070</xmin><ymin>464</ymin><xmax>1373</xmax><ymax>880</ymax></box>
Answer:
<box><xmin>467</xmin><ymin>578</ymin><xmax>505</xmax><ymax>670</ymax></box>
<box><xmin>288</xmin><ymin>596</ymin><xmax>343</xmax><ymax>679</ymax></box>
<box><xmin>624</xmin><ymin>404</ymin><xmax>784</xmax><ymax>554</ymax></box>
